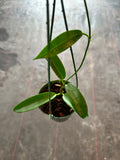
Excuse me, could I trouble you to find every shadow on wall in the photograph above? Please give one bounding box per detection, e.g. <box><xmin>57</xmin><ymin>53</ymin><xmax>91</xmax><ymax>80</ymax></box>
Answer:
<box><xmin>0</xmin><ymin>28</ymin><xmax>19</xmax><ymax>87</ymax></box>
<box><xmin>0</xmin><ymin>48</ymin><xmax>18</xmax><ymax>86</ymax></box>
<box><xmin>0</xmin><ymin>28</ymin><xmax>18</xmax><ymax>71</ymax></box>
<box><xmin>0</xmin><ymin>28</ymin><xmax>9</xmax><ymax>41</ymax></box>
<box><xmin>0</xmin><ymin>48</ymin><xmax>18</xmax><ymax>71</ymax></box>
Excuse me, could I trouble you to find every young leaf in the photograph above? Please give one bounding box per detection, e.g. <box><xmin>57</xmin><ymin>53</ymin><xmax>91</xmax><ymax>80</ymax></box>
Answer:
<box><xmin>13</xmin><ymin>92</ymin><xmax>56</xmax><ymax>113</ymax></box>
<box><xmin>33</xmin><ymin>30</ymin><xmax>83</xmax><ymax>59</ymax></box>
<box><xmin>63</xmin><ymin>83</ymin><xmax>88</xmax><ymax>119</ymax></box>
<box><xmin>48</xmin><ymin>55</ymin><xmax>66</xmax><ymax>80</ymax></box>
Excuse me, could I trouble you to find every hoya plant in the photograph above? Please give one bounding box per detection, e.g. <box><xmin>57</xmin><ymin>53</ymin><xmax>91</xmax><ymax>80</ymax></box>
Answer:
<box><xmin>13</xmin><ymin>0</ymin><xmax>91</xmax><ymax>122</ymax></box>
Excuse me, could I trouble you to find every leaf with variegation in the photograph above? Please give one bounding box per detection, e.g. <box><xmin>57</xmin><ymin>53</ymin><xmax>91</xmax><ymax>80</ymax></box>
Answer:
<box><xmin>33</xmin><ymin>30</ymin><xmax>83</xmax><ymax>59</ymax></box>
<box><xmin>63</xmin><ymin>83</ymin><xmax>88</xmax><ymax>119</ymax></box>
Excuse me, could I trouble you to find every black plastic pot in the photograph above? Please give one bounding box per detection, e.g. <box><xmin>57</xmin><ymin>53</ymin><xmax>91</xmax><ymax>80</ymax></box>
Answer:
<box><xmin>39</xmin><ymin>80</ymin><xmax>74</xmax><ymax>122</ymax></box>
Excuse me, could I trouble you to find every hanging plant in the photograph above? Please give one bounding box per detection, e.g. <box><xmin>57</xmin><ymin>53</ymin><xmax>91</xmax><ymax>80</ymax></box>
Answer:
<box><xmin>13</xmin><ymin>0</ymin><xmax>91</xmax><ymax>122</ymax></box>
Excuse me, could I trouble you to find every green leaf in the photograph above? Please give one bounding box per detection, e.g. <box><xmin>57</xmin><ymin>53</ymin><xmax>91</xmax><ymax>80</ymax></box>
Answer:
<box><xmin>13</xmin><ymin>92</ymin><xmax>56</xmax><ymax>113</ymax></box>
<box><xmin>63</xmin><ymin>83</ymin><xmax>88</xmax><ymax>118</ymax></box>
<box><xmin>48</xmin><ymin>55</ymin><xmax>66</xmax><ymax>80</ymax></box>
<box><xmin>33</xmin><ymin>30</ymin><xmax>83</xmax><ymax>59</ymax></box>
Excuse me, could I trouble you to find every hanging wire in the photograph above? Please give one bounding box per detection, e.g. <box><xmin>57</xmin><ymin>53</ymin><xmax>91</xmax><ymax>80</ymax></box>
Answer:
<box><xmin>46</xmin><ymin>0</ymin><xmax>57</xmax><ymax>117</ymax></box>
<box><xmin>46</xmin><ymin>0</ymin><xmax>52</xmax><ymax>115</ymax></box>
<box><xmin>60</xmin><ymin>0</ymin><xmax>78</xmax><ymax>88</ymax></box>
<box><xmin>50</xmin><ymin>0</ymin><xmax>56</xmax><ymax>40</ymax></box>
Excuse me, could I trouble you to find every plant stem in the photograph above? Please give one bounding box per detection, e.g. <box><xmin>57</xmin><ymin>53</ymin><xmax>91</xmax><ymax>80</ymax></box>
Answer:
<box><xmin>67</xmin><ymin>0</ymin><xmax>91</xmax><ymax>81</ymax></box>
<box><xmin>60</xmin><ymin>0</ymin><xmax>78</xmax><ymax>88</ymax></box>
<box><xmin>46</xmin><ymin>0</ymin><xmax>52</xmax><ymax>115</ymax></box>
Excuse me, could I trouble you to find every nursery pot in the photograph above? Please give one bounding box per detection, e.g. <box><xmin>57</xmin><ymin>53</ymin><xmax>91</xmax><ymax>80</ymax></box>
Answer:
<box><xmin>39</xmin><ymin>80</ymin><xmax>74</xmax><ymax>122</ymax></box>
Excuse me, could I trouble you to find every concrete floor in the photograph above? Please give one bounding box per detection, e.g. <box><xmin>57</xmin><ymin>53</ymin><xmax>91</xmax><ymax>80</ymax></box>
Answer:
<box><xmin>0</xmin><ymin>0</ymin><xmax>120</xmax><ymax>160</ymax></box>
